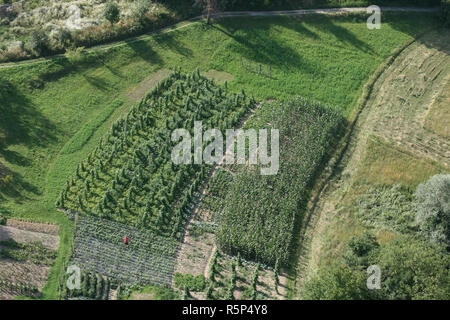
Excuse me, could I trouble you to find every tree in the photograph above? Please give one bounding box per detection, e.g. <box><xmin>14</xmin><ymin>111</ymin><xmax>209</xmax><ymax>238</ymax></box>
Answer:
<box><xmin>104</xmin><ymin>2</ymin><xmax>120</xmax><ymax>25</ymax></box>
<box><xmin>131</xmin><ymin>0</ymin><xmax>152</xmax><ymax>25</ymax></box>
<box><xmin>376</xmin><ymin>236</ymin><xmax>449</xmax><ymax>300</ymax></box>
<box><xmin>194</xmin><ymin>0</ymin><xmax>226</xmax><ymax>24</ymax></box>
<box><xmin>29</xmin><ymin>30</ymin><xmax>49</xmax><ymax>54</ymax></box>
<box><xmin>414</xmin><ymin>174</ymin><xmax>450</xmax><ymax>248</ymax></box>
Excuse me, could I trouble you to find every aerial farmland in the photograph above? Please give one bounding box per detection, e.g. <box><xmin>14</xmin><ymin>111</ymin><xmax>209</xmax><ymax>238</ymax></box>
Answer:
<box><xmin>0</xmin><ymin>0</ymin><xmax>448</xmax><ymax>308</ymax></box>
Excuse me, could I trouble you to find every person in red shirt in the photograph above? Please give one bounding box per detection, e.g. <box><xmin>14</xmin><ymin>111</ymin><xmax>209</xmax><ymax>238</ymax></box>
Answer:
<box><xmin>123</xmin><ymin>236</ymin><xmax>129</xmax><ymax>245</ymax></box>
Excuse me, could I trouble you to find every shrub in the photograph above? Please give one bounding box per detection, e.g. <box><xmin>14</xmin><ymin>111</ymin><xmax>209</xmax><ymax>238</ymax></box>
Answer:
<box><xmin>303</xmin><ymin>262</ymin><xmax>375</xmax><ymax>300</ymax></box>
<box><xmin>376</xmin><ymin>236</ymin><xmax>450</xmax><ymax>300</ymax></box>
<box><xmin>104</xmin><ymin>2</ymin><xmax>121</xmax><ymax>25</ymax></box>
<box><xmin>0</xmin><ymin>215</ymin><xmax>6</xmax><ymax>225</ymax></box>
<box><xmin>131</xmin><ymin>0</ymin><xmax>153</xmax><ymax>24</ymax></box>
<box><xmin>414</xmin><ymin>174</ymin><xmax>450</xmax><ymax>247</ymax></box>
<box><xmin>304</xmin><ymin>235</ymin><xmax>449</xmax><ymax>300</ymax></box>
<box><xmin>173</xmin><ymin>273</ymin><xmax>205</xmax><ymax>292</ymax></box>
<box><xmin>29</xmin><ymin>29</ymin><xmax>49</xmax><ymax>55</ymax></box>
<box><xmin>344</xmin><ymin>231</ymin><xmax>379</xmax><ymax>268</ymax></box>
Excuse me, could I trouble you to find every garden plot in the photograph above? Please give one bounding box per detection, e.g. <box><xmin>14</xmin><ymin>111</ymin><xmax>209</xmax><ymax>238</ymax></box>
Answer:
<box><xmin>206</xmin><ymin>251</ymin><xmax>288</xmax><ymax>300</ymax></box>
<box><xmin>72</xmin><ymin>214</ymin><xmax>179</xmax><ymax>286</ymax></box>
<box><xmin>0</xmin><ymin>220</ymin><xmax>59</xmax><ymax>299</ymax></box>
<box><xmin>0</xmin><ymin>219</ymin><xmax>59</xmax><ymax>250</ymax></box>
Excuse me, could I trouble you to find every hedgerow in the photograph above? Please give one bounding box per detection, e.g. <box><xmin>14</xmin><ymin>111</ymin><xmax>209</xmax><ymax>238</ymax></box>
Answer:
<box><xmin>58</xmin><ymin>69</ymin><xmax>254</xmax><ymax>239</ymax></box>
<box><xmin>216</xmin><ymin>97</ymin><xmax>345</xmax><ymax>266</ymax></box>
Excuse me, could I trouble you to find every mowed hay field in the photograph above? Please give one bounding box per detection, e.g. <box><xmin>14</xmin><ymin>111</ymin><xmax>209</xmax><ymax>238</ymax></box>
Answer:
<box><xmin>0</xmin><ymin>12</ymin><xmax>440</xmax><ymax>298</ymax></box>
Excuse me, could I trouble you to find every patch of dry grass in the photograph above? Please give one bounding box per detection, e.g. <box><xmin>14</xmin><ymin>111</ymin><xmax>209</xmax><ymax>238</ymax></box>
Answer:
<box><xmin>424</xmin><ymin>79</ymin><xmax>450</xmax><ymax>139</ymax></box>
<box><xmin>351</xmin><ymin>135</ymin><xmax>448</xmax><ymax>192</ymax></box>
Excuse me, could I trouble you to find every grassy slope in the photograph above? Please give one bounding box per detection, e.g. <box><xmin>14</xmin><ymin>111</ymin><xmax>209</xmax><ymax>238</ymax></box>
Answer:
<box><xmin>0</xmin><ymin>12</ymin><xmax>438</xmax><ymax>299</ymax></box>
<box><xmin>424</xmin><ymin>79</ymin><xmax>450</xmax><ymax>139</ymax></box>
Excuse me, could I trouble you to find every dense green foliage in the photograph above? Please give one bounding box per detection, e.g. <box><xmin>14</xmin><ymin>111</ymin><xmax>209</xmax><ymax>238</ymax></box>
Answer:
<box><xmin>304</xmin><ymin>233</ymin><xmax>450</xmax><ymax>300</ymax></box>
<box><xmin>414</xmin><ymin>174</ymin><xmax>450</xmax><ymax>248</ymax></box>
<box><xmin>59</xmin><ymin>70</ymin><xmax>253</xmax><ymax>238</ymax></box>
<box><xmin>0</xmin><ymin>239</ymin><xmax>57</xmax><ymax>266</ymax></box>
<box><xmin>173</xmin><ymin>273</ymin><xmax>206</xmax><ymax>291</ymax></box>
<box><xmin>376</xmin><ymin>236</ymin><xmax>449</xmax><ymax>299</ymax></box>
<box><xmin>216</xmin><ymin>98</ymin><xmax>345</xmax><ymax>266</ymax></box>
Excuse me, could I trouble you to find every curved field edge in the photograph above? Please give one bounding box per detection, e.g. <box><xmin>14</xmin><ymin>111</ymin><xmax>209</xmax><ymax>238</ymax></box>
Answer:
<box><xmin>287</xmin><ymin>29</ymin><xmax>430</xmax><ymax>298</ymax></box>
<box><xmin>291</xmin><ymin>29</ymin><xmax>449</xmax><ymax>299</ymax></box>
<box><xmin>0</xmin><ymin>13</ymin><xmax>439</xmax><ymax>299</ymax></box>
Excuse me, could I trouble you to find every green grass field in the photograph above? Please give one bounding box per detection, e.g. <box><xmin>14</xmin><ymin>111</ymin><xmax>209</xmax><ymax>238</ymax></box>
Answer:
<box><xmin>0</xmin><ymin>12</ymin><xmax>439</xmax><ymax>298</ymax></box>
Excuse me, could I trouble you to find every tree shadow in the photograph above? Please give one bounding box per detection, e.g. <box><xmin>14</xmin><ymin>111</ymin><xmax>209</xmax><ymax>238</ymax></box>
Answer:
<box><xmin>82</xmin><ymin>73</ymin><xmax>110</xmax><ymax>91</ymax></box>
<box><xmin>152</xmin><ymin>32</ymin><xmax>193</xmax><ymax>58</ymax></box>
<box><xmin>0</xmin><ymin>77</ymin><xmax>58</xmax><ymax>196</ymax></box>
<box><xmin>211</xmin><ymin>19</ymin><xmax>318</xmax><ymax>76</ymax></box>
<box><xmin>0</xmin><ymin>170</ymin><xmax>40</xmax><ymax>199</ymax></box>
<box><xmin>303</xmin><ymin>14</ymin><xmax>376</xmax><ymax>55</ymax></box>
<box><xmin>124</xmin><ymin>38</ymin><xmax>163</xmax><ymax>65</ymax></box>
<box><xmin>0</xmin><ymin>78</ymin><xmax>58</xmax><ymax>151</ymax></box>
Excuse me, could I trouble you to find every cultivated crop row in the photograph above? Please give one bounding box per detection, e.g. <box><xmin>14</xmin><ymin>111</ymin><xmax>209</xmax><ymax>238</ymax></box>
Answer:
<box><xmin>216</xmin><ymin>97</ymin><xmax>345</xmax><ymax>266</ymax></box>
<box><xmin>72</xmin><ymin>215</ymin><xmax>178</xmax><ymax>285</ymax></box>
<box><xmin>57</xmin><ymin>69</ymin><xmax>254</xmax><ymax>239</ymax></box>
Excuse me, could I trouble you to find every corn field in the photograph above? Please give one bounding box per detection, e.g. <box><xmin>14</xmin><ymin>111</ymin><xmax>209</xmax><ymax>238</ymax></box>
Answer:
<box><xmin>216</xmin><ymin>97</ymin><xmax>345</xmax><ymax>266</ymax></box>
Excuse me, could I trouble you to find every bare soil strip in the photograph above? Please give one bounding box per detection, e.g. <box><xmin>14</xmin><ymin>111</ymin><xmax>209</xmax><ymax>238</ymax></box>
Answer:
<box><xmin>5</xmin><ymin>219</ymin><xmax>59</xmax><ymax>235</ymax></box>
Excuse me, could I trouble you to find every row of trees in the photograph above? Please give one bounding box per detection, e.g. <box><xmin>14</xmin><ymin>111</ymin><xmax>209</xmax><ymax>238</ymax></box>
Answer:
<box><xmin>59</xmin><ymin>69</ymin><xmax>253</xmax><ymax>239</ymax></box>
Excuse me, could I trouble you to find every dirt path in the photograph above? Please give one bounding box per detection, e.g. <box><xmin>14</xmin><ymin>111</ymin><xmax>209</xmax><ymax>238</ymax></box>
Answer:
<box><xmin>0</xmin><ymin>7</ymin><xmax>439</xmax><ymax>70</ymax></box>
<box><xmin>293</xmin><ymin>29</ymin><xmax>450</xmax><ymax>298</ymax></box>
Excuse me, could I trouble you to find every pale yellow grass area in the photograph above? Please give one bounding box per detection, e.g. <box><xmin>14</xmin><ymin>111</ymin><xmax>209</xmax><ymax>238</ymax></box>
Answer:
<box><xmin>424</xmin><ymin>79</ymin><xmax>450</xmax><ymax>139</ymax></box>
